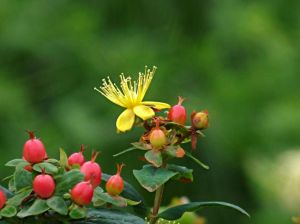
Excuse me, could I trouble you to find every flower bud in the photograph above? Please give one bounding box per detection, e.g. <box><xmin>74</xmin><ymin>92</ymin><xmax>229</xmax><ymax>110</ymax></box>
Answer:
<box><xmin>168</xmin><ymin>96</ymin><xmax>187</xmax><ymax>125</ymax></box>
<box><xmin>191</xmin><ymin>110</ymin><xmax>209</xmax><ymax>130</ymax></box>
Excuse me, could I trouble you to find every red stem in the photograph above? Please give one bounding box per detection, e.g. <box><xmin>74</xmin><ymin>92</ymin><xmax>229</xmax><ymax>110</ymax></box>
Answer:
<box><xmin>117</xmin><ymin>163</ymin><xmax>125</xmax><ymax>175</ymax></box>
<box><xmin>26</xmin><ymin>130</ymin><xmax>35</xmax><ymax>139</ymax></box>
<box><xmin>80</xmin><ymin>144</ymin><xmax>85</xmax><ymax>154</ymax></box>
<box><xmin>91</xmin><ymin>151</ymin><xmax>100</xmax><ymax>162</ymax></box>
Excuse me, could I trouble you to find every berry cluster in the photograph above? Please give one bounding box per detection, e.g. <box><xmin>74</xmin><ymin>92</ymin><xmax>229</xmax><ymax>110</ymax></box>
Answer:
<box><xmin>148</xmin><ymin>96</ymin><xmax>208</xmax><ymax>150</ymax></box>
<box><xmin>127</xmin><ymin>97</ymin><xmax>209</xmax><ymax>169</ymax></box>
<box><xmin>0</xmin><ymin>131</ymin><xmax>130</xmax><ymax>221</ymax></box>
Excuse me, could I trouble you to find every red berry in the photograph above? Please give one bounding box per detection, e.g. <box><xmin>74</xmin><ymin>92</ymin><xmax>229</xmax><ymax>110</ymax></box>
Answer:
<box><xmin>0</xmin><ymin>190</ymin><xmax>7</xmax><ymax>209</ymax></box>
<box><xmin>149</xmin><ymin>120</ymin><xmax>167</xmax><ymax>149</ymax></box>
<box><xmin>80</xmin><ymin>152</ymin><xmax>102</xmax><ymax>188</ymax></box>
<box><xmin>33</xmin><ymin>172</ymin><xmax>55</xmax><ymax>199</ymax></box>
<box><xmin>68</xmin><ymin>145</ymin><xmax>85</xmax><ymax>167</ymax></box>
<box><xmin>168</xmin><ymin>96</ymin><xmax>187</xmax><ymax>125</ymax></box>
<box><xmin>106</xmin><ymin>164</ymin><xmax>125</xmax><ymax>196</ymax></box>
<box><xmin>44</xmin><ymin>152</ymin><xmax>48</xmax><ymax>160</ymax></box>
<box><xmin>71</xmin><ymin>181</ymin><xmax>94</xmax><ymax>205</ymax></box>
<box><xmin>23</xmin><ymin>131</ymin><xmax>46</xmax><ymax>164</ymax></box>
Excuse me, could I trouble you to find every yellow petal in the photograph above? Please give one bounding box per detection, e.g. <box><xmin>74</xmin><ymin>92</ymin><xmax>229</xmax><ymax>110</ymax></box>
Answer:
<box><xmin>142</xmin><ymin>101</ymin><xmax>171</xmax><ymax>110</ymax></box>
<box><xmin>133</xmin><ymin>105</ymin><xmax>155</xmax><ymax>120</ymax></box>
<box><xmin>116</xmin><ymin>109</ymin><xmax>135</xmax><ymax>132</ymax></box>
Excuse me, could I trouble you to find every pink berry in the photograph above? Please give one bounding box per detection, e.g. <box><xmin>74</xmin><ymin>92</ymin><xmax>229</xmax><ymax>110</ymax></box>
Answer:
<box><xmin>23</xmin><ymin>131</ymin><xmax>46</xmax><ymax>164</ymax></box>
<box><xmin>168</xmin><ymin>96</ymin><xmax>187</xmax><ymax>125</ymax></box>
<box><xmin>68</xmin><ymin>145</ymin><xmax>85</xmax><ymax>167</ymax></box>
<box><xmin>80</xmin><ymin>152</ymin><xmax>102</xmax><ymax>188</ymax></box>
<box><xmin>0</xmin><ymin>190</ymin><xmax>6</xmax><ymax>209</ymax></box>
<box><xmin>33</xmin><ymin>172</ymin><xmax>55</xmax><ymax>199</ymax></box>
<box><xmin>106</xmin><ymin>164</ymin><xmax>125</xmax><ymax>196</ymax></box>
<box><xmin>71</xmin><ymin>181</ymin><xmax>94</xmax><ymax>205</ymax></box>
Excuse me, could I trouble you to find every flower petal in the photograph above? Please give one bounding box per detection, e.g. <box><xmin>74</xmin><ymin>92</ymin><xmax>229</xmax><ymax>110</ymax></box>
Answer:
<box><xmin>133</xmin><ymin>105</ymin><xmax>155</xmax><ymax>120</ymax></box>
<box><xmin>142</xmin><ymin>101</ymin><xmax>171</xmax><ymax>110</ymax></box>
<box><xmin>116</xmin><ymin>109</ymin><xmax>135</xmax><ymax>132</ymax></box>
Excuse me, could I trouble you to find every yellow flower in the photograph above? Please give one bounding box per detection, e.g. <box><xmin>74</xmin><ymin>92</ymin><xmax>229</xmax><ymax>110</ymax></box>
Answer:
<box><xmin>94</xmin><ymin>66</ymin><xmax>170</xmax><ymax>132</ymax></box>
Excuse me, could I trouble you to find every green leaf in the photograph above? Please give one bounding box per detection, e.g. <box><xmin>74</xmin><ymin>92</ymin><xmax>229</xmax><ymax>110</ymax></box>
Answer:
<box><xmin>8</xmin><ymin>178</ymin><xmax>15</xmax><ymax>192</ymax></box>
<box><xmin>44</xmin><ymin>158</ymin><xmax>60</xmax><ymax>165</ymax></box>
<box><xmin>0</xmin><ymin>205</ymin><xmax>17</xmax><ymax>217</ymax></box>
<box><xmin>131</xmin><ymin>142</ymin><xmax>150</xmax><ymax>150</ymax></box>
<box><xmin>113</xmin><ymin>147</ymin><xmax>137</xmax><ymax>157</ymax></box>
<box><xmin>6</xmin><ymin>188</ymin><xmax>32</xmax><ymax>206</ymax></box>
<box><xmin>93</xmin><ymin>187</ymin><xmax>141</xmax><ymax>207</ymax></box>
<box><xmin>55</xmin><ymin>169</ymin><xmax>84</xmax><ymax>196</ymax></box>
<box><xmin>167</xmin><ymin>164</ymin><xmax>193</xmax><ymax>183</ymax></box>
<box><xmin>92</xmin><ymin>187</ymin><xmax>105</xmax><ymax>207</ymax></box>
<box><xmin>165</xmin><ymin>122</ymin><xmax>190</xmax><ymax>135</ymax></box>
<box><xmin>73</xmin><ymin>208</ymin><xmax>145</xmax><ymax>224</ymax></box>
<box><xmin>196</xmin><ymin>130</ymin><xmax>205</xmax><ymax>137</ymax></box>
<box><xmin>158</xmin><ymin>201</ymin><xmax>250</xmax><ymax>220</ymax></box>
<box><xmin>47</xmin><ymin>196</ymin><xmax>68</xmax><ymax>215</ymax></box>
<box><xmin>59</xmin><ymin>148</ymin><xmax>69</xmax><ymax>169</ymax></box>
<box><xmin>126</xmin><ymin>199</ymin><xmax>141</xmax><ymax>206</ymax></box>
<box><xmin>33</xmin><ymin>162</ymin><xmax>58</xmax><ymax>174</ymax></box>
<box><xmin>93</xmin><ymin>191</ymin><xmax>127</xmax><ymax>207</ymax></box>
<box><xmin>133</xmin><ymin>165</ymin><xmax>178</xmax><ymax>192</ymax></box>
<box><xmin>164</xmin><ymin>145</ymin><xmax>178</xmax><ymax>157</ymax></box>
<box><xmin>185</xmin><ymin>151</ymin><xmax>209</xmax><ymax>170</ymax></box>
<box><xmin>102</xmin><ymin>173</ymin><xmax>144</xmax><ymax>204</ymax></box>
<box><xmin>2</xmin><ymin>175</ymin><xmax>13</xmax><ymax>182</ymax></box>
<box><xmin>5</xmin><ymin>159</ymin><xmax>29</xmax><ymax>167</ymax></box>
<box><xmin>17</xmin><ymin>198</ymin><xmax>49</xmax><ymax>218</ymax></box>
<box><xmin>144</xmin><ymin>150</ymin><xmax>162</xmax><ymax>167</ymax></box>
<box><xmin>14</xmin><ymin>166</ymin><xmax>33</xmax><ymax>191</ymax></box>
<box><xmin>69</xmin><ymin>205</ymin><xmax>87</xmax><ymax>219</ymax></box>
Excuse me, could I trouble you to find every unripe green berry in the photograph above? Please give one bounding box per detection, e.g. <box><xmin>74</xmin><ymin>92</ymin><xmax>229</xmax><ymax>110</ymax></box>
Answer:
<box><xmin>191</xmin><ymin>110</ymin><xmax>209</xmax><ymax>130</ymax></box>
<box><xmin>149</xmin><ymin>128</ymin><xmax>167</xmax><ymax>149</ymax></box>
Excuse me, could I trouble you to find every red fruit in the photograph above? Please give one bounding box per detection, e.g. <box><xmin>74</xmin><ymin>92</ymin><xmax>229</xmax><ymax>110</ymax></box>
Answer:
<box><xmin>33</xmin><ymin>172</ymin><xmax>55</xmax><ymax>199</ymax></box>
<box><xmin>44</xmin><ymin>152</ymin><xmax>48</xmax><ymax>160</ymax></box>
<box><xmin>0</xmin><ymin>190</ymin><xmax>7</xmax><ymax>209</ymax></box>
<box><xmin>149</xmin><ymin>120</ymin><xmax>167</xmax><ymax>149</ymax></box>
<box><xmin>68</xmin><ymin>145</ymin><xmax>85</xmax><ymax>167</ymax></box>
<box><xmin>71</xmin><ymin>181</ymin><xmax>94</xmax><ymax>205</ymax></box>
<box><xmin>106</xmin><ymin>164</ymin><xmax>125</xmax><ymax>196</ymax></box>
<box><xmin>168</xmin><ymin>96</ymin><xmax>187</xmax><ymax>125</ymax></box>
<box><xmin>23</xmin><ymin>131</ymin><xmax>46</xmax><ymax>164</ymax></box>
<box><xmin>80</xmin><ymin>152</ymin><xmax>102</xmax><ymax>188</ymax></box>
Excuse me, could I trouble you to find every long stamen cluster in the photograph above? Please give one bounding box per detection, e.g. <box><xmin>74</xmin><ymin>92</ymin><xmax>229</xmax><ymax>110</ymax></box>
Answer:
<box><xmin>94</xmin><ymin>66</ymin><xmax>156</xmax><ymax>108</ymax></box>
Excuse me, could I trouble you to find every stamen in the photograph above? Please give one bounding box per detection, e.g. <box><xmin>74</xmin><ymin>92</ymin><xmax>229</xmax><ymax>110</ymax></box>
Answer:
<box><xmin>95</xmin><ymin>66</ymin><xmax>157</xmax><ymax>109</ymax></box>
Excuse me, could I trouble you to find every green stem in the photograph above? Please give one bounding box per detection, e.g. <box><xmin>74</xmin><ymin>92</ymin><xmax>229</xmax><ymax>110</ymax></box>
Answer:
<box><xmin>149</xmin><ymin>183</ymin><xmax>165</xmax><ymax>224</ymax></box>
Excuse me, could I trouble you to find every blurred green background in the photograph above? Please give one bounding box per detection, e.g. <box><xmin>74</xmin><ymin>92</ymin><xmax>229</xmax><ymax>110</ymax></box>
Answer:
<box><xmin>0</xmin><ymin>0</ymin><xmax>300</xmax><ymax>223</ymax></box>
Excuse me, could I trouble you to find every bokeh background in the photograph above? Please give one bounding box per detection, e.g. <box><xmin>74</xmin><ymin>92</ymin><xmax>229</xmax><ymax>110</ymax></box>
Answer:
<box><xmin>1</xmin><ymin>1</ymin><xmax>300</xmax><ymax>223</ymax></box>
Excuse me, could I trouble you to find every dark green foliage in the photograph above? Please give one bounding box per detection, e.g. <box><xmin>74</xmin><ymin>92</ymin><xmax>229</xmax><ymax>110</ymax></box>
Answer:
<box><xmin>133</xmin><ymin>165</ymin><xmax>178</xmax><ymax>192</ymax></box>
<box><xmin>158</xmin><ymin>201</ymin><xmax>250</xmax><ymax>220</ymax></box>
<box><xmin>0</xmin><ymin>1</ymin><xmax>299</xmax><ymax>223</ymax></box>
